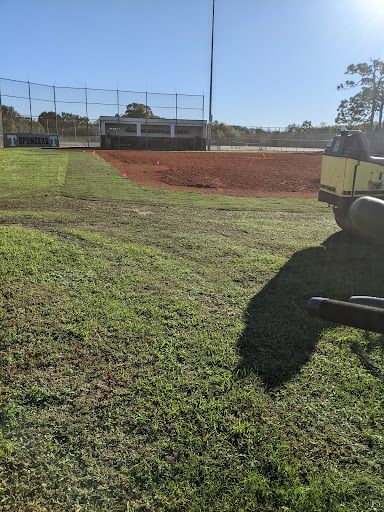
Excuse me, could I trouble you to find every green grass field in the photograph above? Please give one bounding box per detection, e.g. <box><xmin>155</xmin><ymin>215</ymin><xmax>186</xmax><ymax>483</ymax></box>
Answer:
<box><xmin>0</xmin><ymin>148</ymin><xmax>384</xmax><ymax>511</ymax></box>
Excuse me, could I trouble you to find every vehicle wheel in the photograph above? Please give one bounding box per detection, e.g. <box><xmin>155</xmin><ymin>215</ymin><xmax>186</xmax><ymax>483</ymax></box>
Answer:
<box><xmin>333</xmin><ymin>207</ymin><xmax>353</xmax><ymax>231</ymax></box>
<box><xmin>334</xmin><ymin>206</ymin><xmax>381</xmax><ymax>243</ymax></box>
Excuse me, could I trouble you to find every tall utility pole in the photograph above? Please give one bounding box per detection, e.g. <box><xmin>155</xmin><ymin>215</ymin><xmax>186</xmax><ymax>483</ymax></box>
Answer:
<box><xmin>208</xmin><ymin>0</ymin><xmax>215</xmax><ymax>151</ymax></box>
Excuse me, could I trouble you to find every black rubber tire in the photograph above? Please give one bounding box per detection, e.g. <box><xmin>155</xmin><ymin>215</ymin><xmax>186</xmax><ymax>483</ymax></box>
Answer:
<box><xmin>333</xmin><ymin>207</ymin><xmax>353</xmax><ymax>232</ymax></box>
<box><xmin>334</xmin><ymin>206</ymin><xmax>382</xmax><ymax>244</ymax></box>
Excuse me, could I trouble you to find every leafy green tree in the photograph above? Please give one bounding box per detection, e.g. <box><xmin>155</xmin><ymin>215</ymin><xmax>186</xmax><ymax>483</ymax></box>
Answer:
<box><xmin>335</xmin><ymin>88</ymin><xmax>373</xmax><ymax>127</ymax></box>
<box><xmin>211</xmin><ymin>121</ymin><xmax>239</xmax><ymax>139</ymax></box>
<box><xmin>1</xmin><ymin>105</ymin><xmax>31</xmax><ymax>132</ymax></box>
<box><xmin>316</xmin><ymin>122</ymin><xmax>342</xmax><ymax>133</ymax></box>
<box><xmin>231</xmin><ymin>125</ymin><xmax>254</xmax><ymax>136</ymax></box>
<box><xmin>286</xmin><ymin>121</ymin><xmax>313</xmax><ymax>133</ymax></box>
<box><xmin>123</xmin><ymin>103</ymin><xmax>158</xmax><ymax>118</ymax></box>
<box><xmin>61</xmin><ymin>112</ymin><xmax>88</xmax><ymax>125</ymax></box>
<box><xmin>60</xmin><ymin>112</ymin><xmax>98</xmax><ymax>136</ymax></box>
<box><xmin>38</xmin><ymin>111</ymin><xmax>61</xmax><ymax>133</ymax></box>
<box><xmin>286</xmin><ymin>123</ymin><xmax>300</xmax><ymax>133</ymax></box>
<box><xmin>1</xmin><ymin>105</ymin><xmax>99</xmax><ymax>137</ymax></box>
<box><xmin>301</xmin><ymin>120</ymin><xmax>312</xmax><ymax>130</ymax></box>
<box><xmin>336</xmin><ymin>59</ymin><xmax>384</xmax><ymax>130</ymax></box>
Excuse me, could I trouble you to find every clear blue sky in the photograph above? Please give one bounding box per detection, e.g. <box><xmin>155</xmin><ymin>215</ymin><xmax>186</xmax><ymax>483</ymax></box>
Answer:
<box><xmin>1</xmin><ymin>0</ymin><xmax>384</xmax><ymax>127</ymax></box>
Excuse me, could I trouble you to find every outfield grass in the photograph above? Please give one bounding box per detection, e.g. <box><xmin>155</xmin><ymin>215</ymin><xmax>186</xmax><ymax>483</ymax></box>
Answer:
<box><xmin>0</xmin><ymin>148</ymin><xmax>384</xmax><ymax>511</ymax></box>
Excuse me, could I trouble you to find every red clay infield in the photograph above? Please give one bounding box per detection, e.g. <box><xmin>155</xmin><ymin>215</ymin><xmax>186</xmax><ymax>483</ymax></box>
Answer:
<box><xmin>97</xmin><ymin>150</ymin><xmax>322</xmax><ymax>198</ymax></box>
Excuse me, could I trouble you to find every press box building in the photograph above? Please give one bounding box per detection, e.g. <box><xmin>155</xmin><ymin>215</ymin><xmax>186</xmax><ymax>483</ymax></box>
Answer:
<box><xmin>99</xmin><ymin>117</ymin><xmax>207</xmax><ymax>150</ymax></box>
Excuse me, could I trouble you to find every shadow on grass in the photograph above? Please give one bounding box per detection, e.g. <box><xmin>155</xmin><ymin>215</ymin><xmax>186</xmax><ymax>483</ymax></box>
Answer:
<box><xmin>236</xmin><ymin>230</ymin><xmax>384</xmax><ymax>389</ymax></box>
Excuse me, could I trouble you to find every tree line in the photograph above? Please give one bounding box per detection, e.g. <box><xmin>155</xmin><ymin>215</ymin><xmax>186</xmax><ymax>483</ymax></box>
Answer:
<box><xmin>0</xmin><ymin>103</ymin><xmax>159</xmax><ymax>135</ymax></box>
<box><xmin>0</xmin><ymin>105</ymin><xmax>99</xmax><ymax>136</ymax></box>
<box><xmin>0</xmin><ymin>103</ymin><xmax>342</xmax><ymax>140</ymax></box>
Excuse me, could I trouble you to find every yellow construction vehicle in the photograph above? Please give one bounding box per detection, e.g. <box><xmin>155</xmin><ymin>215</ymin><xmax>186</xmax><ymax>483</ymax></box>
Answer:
<box><xmin>308</xmin><ymin>131</ymin><xmax>384</xmax><ymax>332</ymax></box>
<box><xmin>319</xmin><ymin>130</ymin><xmax>384</xmax><ymax>231</ymax></box>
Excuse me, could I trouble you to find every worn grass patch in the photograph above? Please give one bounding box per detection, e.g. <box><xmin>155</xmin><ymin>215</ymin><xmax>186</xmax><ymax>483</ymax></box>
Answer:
<box><xmin>0</xmin><ymin>148</ymin><xmax>383</xmax><ymax>511</ymax></box>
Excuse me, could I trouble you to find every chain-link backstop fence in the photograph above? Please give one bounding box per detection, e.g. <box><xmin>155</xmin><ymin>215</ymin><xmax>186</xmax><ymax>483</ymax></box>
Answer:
<box><xmin>0</xmin><ymin>77</ymin><xmax>205</xmax><ymax>148</ymax></box>
<box><xmin>211</xmin><ymin>128</ymin><xmax>384</xmax><ymax>155</ymax></box>
<box><xmin>2</xmin><ymin>77</ymin><xmax>384</xmax><ymax>153</ymax></box>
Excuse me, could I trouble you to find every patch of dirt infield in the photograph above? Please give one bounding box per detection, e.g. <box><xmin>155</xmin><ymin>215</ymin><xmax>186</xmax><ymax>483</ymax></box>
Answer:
<box><xmin>97</xmin><ymin>150</ymin><xmax>322</xmax><ymax>198</ymax></box>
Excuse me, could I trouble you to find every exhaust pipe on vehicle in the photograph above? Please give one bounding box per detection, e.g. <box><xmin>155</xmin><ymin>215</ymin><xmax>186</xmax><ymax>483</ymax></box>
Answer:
<box><xmin>307</xmin><ymin>296</ymin><xmax>384</xmax><ymax>334</ymax></box>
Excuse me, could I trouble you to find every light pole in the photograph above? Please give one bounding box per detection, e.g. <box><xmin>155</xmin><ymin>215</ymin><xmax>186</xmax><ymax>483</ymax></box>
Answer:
<box><xmin>208</xmin><ymin>0</ymin><xmax>215</xmax><ymax>151</ymax></box>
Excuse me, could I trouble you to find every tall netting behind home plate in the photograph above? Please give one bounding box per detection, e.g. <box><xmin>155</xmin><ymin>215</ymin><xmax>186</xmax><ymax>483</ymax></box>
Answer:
<box><xmin>0</xmin><ymin>77</ymin><xmax>205</xmax><ymax>148</ymax></box>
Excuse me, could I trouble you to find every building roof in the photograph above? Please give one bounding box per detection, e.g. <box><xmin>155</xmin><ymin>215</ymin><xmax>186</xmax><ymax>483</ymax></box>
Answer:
<box><xmin>99</xmin><ymin>116</ymin><xmax>206</xmax><ymax>125</ymax></box>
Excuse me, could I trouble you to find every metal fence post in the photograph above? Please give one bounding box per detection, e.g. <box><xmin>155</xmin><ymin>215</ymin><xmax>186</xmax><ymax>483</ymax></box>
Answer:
<box><xmin>117</xmin><ymin>87</ymin><xmax>120</xmax><ymax>149</ymax></box>
<box><xmin>28</xmin><ymin>81</ymin><xmax>33</xmax><ymax>132</ymax></box>
<box><xmin>202</xmin><ymin>94</ymin><xmax>205</xmax><ymax>150</ymax></box>
<box><xmin>85</xmin><ymin>84</ymin><xmax>89</xmax><ymax>148</ymax></box>
<box><xmin>145</xmin><ymin>91</ymin><xmax>148</xmax><ymax>150</ymax></box>
<box><xmin>175</xmin><ymin>93</ymin><xmax>178</xmax><ymax>151</ymax></box>
<box><xmin>53</xmin><ymin>85</ymin><xmax>58</xmax><ymax>135</ymax></box>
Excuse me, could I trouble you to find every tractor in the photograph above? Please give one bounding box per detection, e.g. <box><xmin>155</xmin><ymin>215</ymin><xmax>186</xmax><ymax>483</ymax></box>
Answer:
<box><xmin>308</xmin><ymin>130</ymin><xmax>384</xmax><ymax>332</ymax></box>
<box><xmin>319</xmin><ymin>129</ymin><xmax>384</xmax><ymax>233</ymax></box>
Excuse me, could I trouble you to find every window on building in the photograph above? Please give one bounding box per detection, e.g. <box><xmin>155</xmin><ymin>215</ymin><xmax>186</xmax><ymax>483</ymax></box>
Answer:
<box><xmin>175</xmin><ymin>127</ymin><xmax>191</xmax><ymax>135</ymax></box>
<box><xmin>141</xmin><ymin>125</ymin><xmax>171</xmax><ymax>134</ymax></box>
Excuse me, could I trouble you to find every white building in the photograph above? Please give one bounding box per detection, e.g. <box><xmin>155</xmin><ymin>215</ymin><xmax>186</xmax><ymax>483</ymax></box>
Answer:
<box><xmin>99</xmin><ymin>117</ymin><xmax>207</xmax><ymax>150</ymax></box>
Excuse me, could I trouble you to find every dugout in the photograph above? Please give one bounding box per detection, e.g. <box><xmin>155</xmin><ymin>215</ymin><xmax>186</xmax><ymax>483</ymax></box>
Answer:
<box><xmin>99</xmin><ymin>117</ymin><xmax>207</xmax><ymax>150</ymax></box>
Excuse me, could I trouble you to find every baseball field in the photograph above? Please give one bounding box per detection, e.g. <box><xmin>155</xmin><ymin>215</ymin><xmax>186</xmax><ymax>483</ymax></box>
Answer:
<box><xmin>0</xmin><ymin>147</ymin><xmax>383</xmax><ymax>511</ymax></box>
<box><xmin>98</xmin><ymin>150</ymin><xmax>322</xmax><ymax>197</ymax></box>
